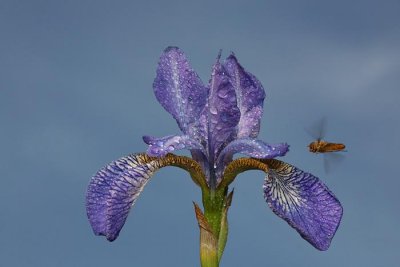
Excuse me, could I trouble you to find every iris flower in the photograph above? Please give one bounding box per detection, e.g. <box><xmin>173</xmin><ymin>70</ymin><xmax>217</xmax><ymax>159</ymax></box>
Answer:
<box><xmin>86</xmin><ymin>47</ymin><xmax>343</xmax><ymax>266</ymax></box>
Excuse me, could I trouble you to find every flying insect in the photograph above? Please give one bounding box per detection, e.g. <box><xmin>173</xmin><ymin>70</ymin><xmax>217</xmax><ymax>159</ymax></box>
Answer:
<box><xmin>308</xmin><ymin>139</ymin><xmax>346</xmax><ymax>154</ymax></box>
<box><xmin>306</xmin><ymin>117</ymin><xmax>346</xmax><ymax>173</ymax></box>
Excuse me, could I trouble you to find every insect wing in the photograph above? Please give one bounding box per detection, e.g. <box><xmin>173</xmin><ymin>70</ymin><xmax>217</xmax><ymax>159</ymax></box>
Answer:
<box><xmin>305</xmin><ymin>116</ymin><xmax>327</xmax><ymax>141</ymax></box>
<box><xmin>323</xmin><ymin>152</ymin><xmax>346</xmax><ymax>173</ymax></box>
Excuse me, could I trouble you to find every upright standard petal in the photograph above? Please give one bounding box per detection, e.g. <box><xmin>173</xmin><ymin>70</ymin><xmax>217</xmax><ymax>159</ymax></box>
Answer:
<box><xmin>153</xmin><ymin>47</ymin><xmax>208</xmax><ymax>134</ymax></box>
<box><xmin>143</xmin><ymin>135</ymin><xmax>206</xmax><ymax>158</ymax></box>
<box><xmin>262</xmin><ymin>159</ymin><xmax>343</xmax><ymax>250</ymax></box>
<box><xmin>201</xmin><ymin>56</ymin><xmax>240</xmax><ymax>163</ymax></box>
<box><xmin>86</xmin><ymin>154</ymin><xmax>163</xmax><ymax>241</ymax></box>
<box><xmin>224</xmin><ymin>54</ymin><xmax>265</xmax><ymax>138</ymax></box>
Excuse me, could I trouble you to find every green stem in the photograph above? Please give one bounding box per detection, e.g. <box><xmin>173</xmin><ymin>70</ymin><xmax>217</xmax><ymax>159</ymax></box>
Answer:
<box><xmin>194</xmin><ymin>187</ymin><xmax>232</xmax><ymax>267</ymax></box>
<box><xmin>203</xmin><ymin>188</ymin><xmax>226</xmax><ymax>238</ymax></box>
<box><xmin>193</xmin><ymin>158</ymin><xmax>268</xmax><ymax>266</ymax></box>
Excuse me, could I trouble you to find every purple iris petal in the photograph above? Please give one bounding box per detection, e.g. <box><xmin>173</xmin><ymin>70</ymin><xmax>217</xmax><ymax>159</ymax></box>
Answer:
<box><xmin>216</xmin><ymin>138</ymin><xmax>289</xmax><ymax>181</ymax></box>
<box><xmin>200</xmin><ymin>55</ymin><xmax>241</xmax><ymax>162</ymax></box>
<box><xmin>153</xmin><ymin>47</ymin><xmax>208</xmax><ymax>135</ymax></box>
<box><xmin>263</xmin><ymin>160</ymin><xmax>343</xmax><ymax>250</ymax></box>
<box><xmin>86</xmin><ymin>154</ymin><xmax>159</xmax><ymax>241</ymax></box>
<box><xmin>224</xmin><ymin>54</ymin><xmax>266</xmax><ymax>138</ymax></box>
<box><xmin>143</xmin><ymin>135</ymin><xmax>206</xmax><ymax>157</ymax></box>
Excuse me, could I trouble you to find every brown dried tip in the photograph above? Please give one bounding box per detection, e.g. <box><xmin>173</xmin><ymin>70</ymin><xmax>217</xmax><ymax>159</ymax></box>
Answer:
<box><xmin>225</xmin><ymin>189</ymin><xmax>234</xmax><ymax>208</ymax></box>
<box><xmin>193</xmin><ymin>202</ymin><xmax>213</xmax><ymax>233</ymax></box>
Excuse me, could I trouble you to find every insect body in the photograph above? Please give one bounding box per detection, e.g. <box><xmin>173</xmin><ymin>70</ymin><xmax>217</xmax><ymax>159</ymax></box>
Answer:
<box><xmin>306</xmin><ymin>117</ymin><xmax>347</xmax><ymax>172</ymax></box>
<box><xmin>308</xmin><ymin>140</ymin><xmax>346</xmax><ymax>154</ymax></box>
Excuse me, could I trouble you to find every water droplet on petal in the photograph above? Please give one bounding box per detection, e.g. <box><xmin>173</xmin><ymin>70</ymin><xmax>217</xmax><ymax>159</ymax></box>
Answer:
<box><xmin>177</xmin><ymin>143</ymin><xmax>185</xmax><ymax>149</ymax></box>
<box><xmin>210</xmin><ymin>107</ymin><xmax>218</xmax><ymax>115</ymax></box>
<box><xmin>218</xmin><ymin>88</ymin><xmax>229</xmax><ymax>99</ymax></box>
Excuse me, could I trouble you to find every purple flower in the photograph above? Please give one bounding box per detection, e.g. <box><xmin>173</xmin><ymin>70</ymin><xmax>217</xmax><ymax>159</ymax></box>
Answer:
<box><xmin>86</xmin><ymin>47</ymin><xmax>342</xmax><ymax>253</ymax></box>
<box><xmin>145</xmin><ymin>48</ymin><xmax>288</xmax><ymax>187</ymax></box>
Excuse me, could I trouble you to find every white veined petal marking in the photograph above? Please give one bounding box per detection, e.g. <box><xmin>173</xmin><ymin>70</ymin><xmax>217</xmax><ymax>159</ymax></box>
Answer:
<box><xmin>87</xmin><ymin>153</ymin><xmax>208</xmax><ymax>242</ymax></box>
<box><xmin>86</xmin><ymin>154</ymin><xmax>162</xmax><ymax>241</ymax></box>
<box><xmin>263</xmin><ymin>159</ymin><xmax>343</xmax><ymax>251</ymax></box>
<box><xmin>267</xmin><ymin>168</ymin><xmax>305</xmax><ymax>213</ymax></box>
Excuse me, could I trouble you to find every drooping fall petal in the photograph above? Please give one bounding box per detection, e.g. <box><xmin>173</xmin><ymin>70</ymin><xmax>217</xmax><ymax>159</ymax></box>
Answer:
<box><xmin>86</xmin><ymin>154</ymin><xmax>164</xmax><ymax>241</ymax></box>
<box><xmin>86</xmin><ymin>153</ymin><xmax>209</xmax><ymax>241</ymax></box>
<box><xmin>224</xmin><ymin>54</ymin><xmax>266</xmax><ymax>139</ymax></box>
<box><xmin>262</xmin><ymin>159</ymin><xmax>343</xmax><ymax>250</ymax></box>
<box><xmin>153</xmin><ymin>46</ymin><xmax>208</xmax><ymax>135</ymax></box>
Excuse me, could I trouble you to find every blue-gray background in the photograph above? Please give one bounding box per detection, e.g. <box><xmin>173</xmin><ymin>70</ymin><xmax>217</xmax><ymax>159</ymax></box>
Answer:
<box><xmin>1</xmin><ymin>0</ymin><xmax>399</xmax><ymax>266</ymax></box>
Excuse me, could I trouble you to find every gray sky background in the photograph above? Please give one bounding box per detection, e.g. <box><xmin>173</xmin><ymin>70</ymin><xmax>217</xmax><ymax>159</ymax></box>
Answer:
<box><xmin>1</xmin><ymin>0</ymin><xmax>399</xmax><ymax>266</ymax></box>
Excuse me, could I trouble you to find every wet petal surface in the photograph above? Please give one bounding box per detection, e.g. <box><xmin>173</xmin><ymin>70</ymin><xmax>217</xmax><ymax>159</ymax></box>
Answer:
<box><xmin>143</xmin><ymin>135</ymin><xmax>206</xmax><ymax>157</ymax></box>
<box><xmin>86</xmin><ymin>154</ymin><xmax>163</xmax><ymax>241</ymax></box>
<box><xmin>263</xmin><ymin>159</ymin><xmax>343</xmax><ymax>250</ymax></box>
<box><xmin>224</xmin><ymin>54</ymin><xmax>265</xmax><ymax>138</ymax></box>
<box><xmin>200</xmin><ymin>57</ymin><xmax>240</xmax><ymax>162</ymax></box>
<box><xmin>153</xmin><ymin>47</ymin><xmax>208</xmax><ymax>134</ymax></box>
